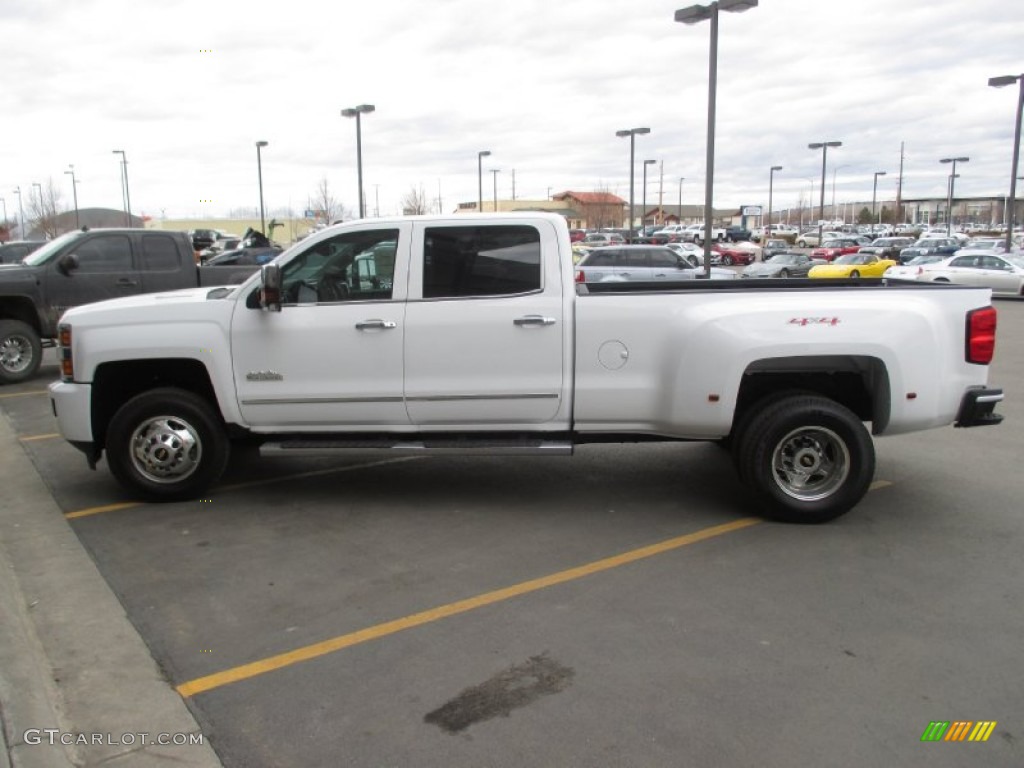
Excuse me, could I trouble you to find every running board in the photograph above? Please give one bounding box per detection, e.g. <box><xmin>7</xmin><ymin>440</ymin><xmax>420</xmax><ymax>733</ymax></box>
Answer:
<box><xmin>260</xmin><ymin>437</ymin><xmax>574</xmax><ymax>457</ymax></box>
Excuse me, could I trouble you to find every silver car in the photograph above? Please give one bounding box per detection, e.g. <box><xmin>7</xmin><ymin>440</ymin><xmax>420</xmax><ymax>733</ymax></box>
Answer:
<box><xmin>575</xmin><ymin>245</ymin><xmax>736</xmax><ymax>283</ymax></box>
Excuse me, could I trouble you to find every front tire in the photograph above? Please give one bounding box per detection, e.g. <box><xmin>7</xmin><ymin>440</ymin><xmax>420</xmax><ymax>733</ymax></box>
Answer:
<box><xmin>779</xmin><ymin>269</ymin><xmax>790</xmax><ymax>278</ymax></box>
<box><xmin>735</xmin><ymin>395</ymin><xmax>874</xmax><ymax>524</ymax></box>
<box><xmin>106</xmin><ymin>388</ymin><xmax>230</xmax><ymax>501</ymax></box>
<box><xmin>721</xmin><ymin>255</ymin><xmax>733</xmax><ymax>266</ymax></box>
<box><xmin>0</xmin><ymin>320</ymin><xmax>42</xmax><ymax>384</ymax></box>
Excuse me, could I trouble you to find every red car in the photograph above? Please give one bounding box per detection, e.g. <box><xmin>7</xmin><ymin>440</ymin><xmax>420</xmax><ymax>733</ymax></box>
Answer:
<box><xmin>710</xmin><ymin>242</ymin><xmax>756</xmax><ymax>266</ymax></box>
<box><xmin>811</xmin><ymin>237</ymin><xmax>869</xmax><ymax>262</ymax></box>
<box><xmin>569</xmin><ymin>229</ymin><xmax>586</xmax><ymax>243</ymax></box>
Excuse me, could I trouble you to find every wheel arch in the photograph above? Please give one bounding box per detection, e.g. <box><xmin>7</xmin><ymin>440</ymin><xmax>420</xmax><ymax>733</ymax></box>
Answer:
<box><xmin>0</xmin><ymin>298</ymin><xmax>44</xmax><ymax>335</ymax></box>
<box><xmin>732</xmin><ymin>355</ymin><xmax>891</xmax><ymax>436</ymax></box>
<box><xmin>91</xmin><ymin>359</ymin><xmax>222</xmax><ymax>450</ymax></box>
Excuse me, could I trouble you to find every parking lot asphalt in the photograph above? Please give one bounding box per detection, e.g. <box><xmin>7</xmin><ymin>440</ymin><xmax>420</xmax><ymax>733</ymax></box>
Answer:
<box><xmin>2</xmin><ymin>302</ymin><xmax>1023</xmax><ymax>767</ymax></box>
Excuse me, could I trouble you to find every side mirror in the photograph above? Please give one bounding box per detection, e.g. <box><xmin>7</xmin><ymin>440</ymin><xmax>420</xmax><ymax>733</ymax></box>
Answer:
<box><xmin>57</xmin><ymin>253</ymin><xmax>79</xmax><ymax>276</ymax></box>
<box><xmin>260</xmin><ymin>264</ymin><xmax>282</xmax><ymax>312</ymax></box>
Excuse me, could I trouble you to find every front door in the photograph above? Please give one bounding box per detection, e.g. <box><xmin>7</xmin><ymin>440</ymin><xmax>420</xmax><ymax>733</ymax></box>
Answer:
<box><xmin>231</xmin><ymin>225</ymin><xmax>410</xmax><ymax>429</ymax></box>
<box><xmin>44</xmin><ymin>233</ymin><xmax>143</xmax><ymax>327</ymax></box>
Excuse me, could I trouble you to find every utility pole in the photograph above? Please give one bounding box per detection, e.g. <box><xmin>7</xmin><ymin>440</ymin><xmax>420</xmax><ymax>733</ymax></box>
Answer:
<box><xmin>658</xmin><ymin>161</ymin><xmax>664</xmax><ymax>225</ymax></box>
<box><xmin>896</xmin><ymin>141</ymin><xmax>905</xmax><ymax>223</ymax></box>
<box><xmin>511</xmin><ymin>169</ymin><xmax>516</xmax><ymax>201</ymax></box>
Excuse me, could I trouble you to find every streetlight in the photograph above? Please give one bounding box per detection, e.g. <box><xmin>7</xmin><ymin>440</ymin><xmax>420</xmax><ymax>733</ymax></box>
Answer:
<box><xmin>255</xmin><ymin>141</ymin><xmax>269</xmax><ymax>233</ymax></box>
<box><xmin>0</xmin><ymin>197</ymin><xmax>6</xmax><ymax>232</ymax></box>
<box><xmin>340</xmin><ymin>104</ymin><xmax>375</xmax><ymax>218</ymax></box>
<box><xmin>615</xmin><ymin>127</ymin><xmax>651</xmax><ymax>239</ymax></box>
<box><xmin>767</xmin><ymin>165</ymin><xmax>782</xmax><ymax>240</ymax></box>
<box><xmin>112</xmin><ymin>150</ymin><xmax>131</xmax><ymax>227</ymax></box>
<box><xmin>477</xmin><ymin>150</ymin><xmax>491</xmax><ymax>212</ymax></box>
<box><xmin>830</xmin><ymin>164</ymin><xmax>849</xmax><ymax>220</ymax></box>
<box><xmin>872</xmin><ymin>170</ymin><xmax>887</xmax><ymax>227</ymax></box>
<box><xmin>65</xmin><ymin>165</ymin><xmax>79</xmax><ymax>229</ymax></box>
<box><xmin>641</xmin><ymin>159</ymin><xmax>656</xmax><ymax>233</ymax></box>
<box><xmin>989</xmin><ymin>74</ymin><xmax>1024</xmax><ymax>253</ymax></box>
<box><xmin>808</xmin><ymin>140</ymin><xmax>842</xmax><ymax>246</ymax></box>
<box><xmin>678</xmin><ymin>177</ymin><xmax>685</xmax><ymax>223</ymax></box>
<box><xmin>490</xmin><ymin>168</ymin><xmax>501</xmax><ymax>212</ymax></box>
<box><xmin>12</xmin><ymin>187</ymin><xmax>25</xmax><ymax>238</ymax></box>
<box><xmin>940</xmin><ymin>156</ymin><xmax>969</xmax><ymax>236</ymax></box>
<box><xmin>675</xmin><ymin>0</ymin><xmax>758</xmax><ymax>277</ymax></box>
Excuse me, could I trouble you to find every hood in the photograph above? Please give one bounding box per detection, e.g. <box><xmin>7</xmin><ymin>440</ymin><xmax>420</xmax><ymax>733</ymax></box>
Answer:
<box><xmin>742</xmin><ymin>263</ymin><xmax>783</xmax><ymax>277</ymax></box>
<box><xmin>60</xmin><ymin>286</ymin><xmax>238</xmax><ymax>325</ymax></box>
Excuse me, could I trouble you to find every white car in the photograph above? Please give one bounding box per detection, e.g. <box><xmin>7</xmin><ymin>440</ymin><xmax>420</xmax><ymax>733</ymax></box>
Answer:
<box><xmin>796</xmin><ymin>230</ymin><xmax>843</xmax><ymax>248</ymax></box>
<box><xmin>883</xmin><ymin>254</ymin><xmax>947</xmax><ymax>281</ymax></box>
<box><xmin>915</xmin><ymin>252</ymin><xmax>1024</xmax><ymax>296</ymax></box>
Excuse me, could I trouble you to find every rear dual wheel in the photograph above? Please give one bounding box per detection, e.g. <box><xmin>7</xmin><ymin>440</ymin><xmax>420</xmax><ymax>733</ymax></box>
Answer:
<box><xmin>733</xmin><ymin>394</ymin><xmax>874</xmax><ymax>524</ymax></box>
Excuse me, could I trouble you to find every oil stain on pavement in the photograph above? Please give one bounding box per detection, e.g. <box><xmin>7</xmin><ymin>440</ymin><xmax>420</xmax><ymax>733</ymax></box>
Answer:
<box><xmin>425</xmin><ymin>653</ymin><xmax>574</xmax><ymax>733</ymax></box>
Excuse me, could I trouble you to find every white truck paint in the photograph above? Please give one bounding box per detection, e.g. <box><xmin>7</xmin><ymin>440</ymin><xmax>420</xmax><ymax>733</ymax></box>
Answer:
<box><xmin>49</xmin><ymin>213</ymin><xmax>1004</xmax><ymax>523</ymax></box>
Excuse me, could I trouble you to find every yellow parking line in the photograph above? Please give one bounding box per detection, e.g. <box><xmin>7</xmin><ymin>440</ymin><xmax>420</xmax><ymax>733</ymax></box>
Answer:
<box><xmin>19</xmin><ymin>433</ymin><xmax>61</xmax><ymax>442</ymax></box>
<box><xmin>869</xmin><ymin>480</ymin><xmax>893</xmax><ymax>490</ymax></box>
<box><xmin>175</xmin><ymin>517</ymin><xmax>762</xmax><ymax>698</ymax></box>
<box><xmin>63</xmin><ymin>456</ymin><xmax>425</xmax><ymax>520</ymax></box>
<box><xmin>65</xmin><ymin>501</ymin><xmax>142</xmax><ymax>520</ymax></box>
<box><xmin>0</xmin><ymin>389</ymin><xmax>49</xmax><ymax>399</ymax></box>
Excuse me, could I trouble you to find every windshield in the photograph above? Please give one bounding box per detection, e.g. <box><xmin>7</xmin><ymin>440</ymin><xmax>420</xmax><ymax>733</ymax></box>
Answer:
<box><xmin>834</xmin><ymin>254</ymin><xmax>868</xmax><ymax>265</ymax></box>
<box><xmin>766</xmin><ymin>254</ymin><xmax>798</xmax><ymax>264</ymax></box>
<box><xmin>907</xmin><ymin>255</ymin><xmax>944</xmax><ymax>266</ymax></box>
<box><xmin>20</xmin><ymin>231</ymin><xmax>81</xmax><ymax>266</ymax></box>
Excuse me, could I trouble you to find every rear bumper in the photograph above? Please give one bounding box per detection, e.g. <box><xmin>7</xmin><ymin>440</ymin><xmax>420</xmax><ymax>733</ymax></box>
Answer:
<box><xmin>954</xmin><ymin>387</ymin><xmax>1004</xmax><ymax>428</ymax></box>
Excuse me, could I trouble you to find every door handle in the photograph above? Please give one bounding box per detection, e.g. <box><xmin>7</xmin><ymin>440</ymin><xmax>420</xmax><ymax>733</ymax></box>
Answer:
<box><xmin>116</xmin><ymin>278</ymin><xmax>139</xmax><ymax>286</ymax></box>
<box><xmin>513</xmin><ymin>315</ymin><xmax>556</xmax><ymax>327</ymax></box>
<box><xmin>355</xmin><ymin>319</ymin><xmax>397</xmax><ymax>330</ymax></box>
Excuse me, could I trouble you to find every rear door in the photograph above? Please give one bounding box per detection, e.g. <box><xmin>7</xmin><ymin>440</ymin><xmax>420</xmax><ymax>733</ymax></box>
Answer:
<box><xmin>139</xmin><ymin>232</ymin><xmax>190</xmax><ymax>292</ymax></box>
<box><xmin>403</xmin><ymin>220</ymin><xmax>568</xmax><ymax>426</ymax></box>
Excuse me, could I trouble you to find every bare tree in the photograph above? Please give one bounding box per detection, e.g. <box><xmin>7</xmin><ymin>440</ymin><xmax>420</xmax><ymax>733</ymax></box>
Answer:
<box><xmin>310</xmin><ymin>177</ymin><xmax>347</xmax><ymax>225</ymax></box>
<box><xmin>589</xmin><ymin>183</ymin><xmax>618</xmax><ymax>230</ymax></box>
<box><xmin>28</xmin><ymin>178</ymin><xmax>65</xmax><ymax>238</ymax></box>
<box><xmin>401</xmin><ymin>184</ymin><xmax>429</xmax><ymax>215</ymax></box>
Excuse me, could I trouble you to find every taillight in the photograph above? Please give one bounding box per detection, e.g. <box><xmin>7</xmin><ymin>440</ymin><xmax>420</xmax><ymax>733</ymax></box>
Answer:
<box><xmin>966</xmin><ymin>306</ymin><xmax>997</xmax><ymax>365</ymax></box>
<box><xmin>58</xmin><ymin>323</ymin><xmax>74</xmax><ymax>381</ymax></box>
<box><xmin>575</xmin><ymin>269</ymin><xmax>585</xmax><ymax>283</ymax></box>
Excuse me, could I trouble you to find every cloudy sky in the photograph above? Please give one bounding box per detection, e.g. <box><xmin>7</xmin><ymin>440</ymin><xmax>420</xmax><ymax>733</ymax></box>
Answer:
<box><xmin>4</xmin><ymin>0</ymin><xmax>1021</xmax><ymax>224</ymax></box>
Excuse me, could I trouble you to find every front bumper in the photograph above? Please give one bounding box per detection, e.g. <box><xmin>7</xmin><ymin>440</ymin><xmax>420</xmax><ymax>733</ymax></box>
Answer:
<box><xmin>48</xmin><ymin>381</ymin><xmax>94</xmax><ymax>443</ymax></box>
<box><xmin>954</xmin><ymin>387</ymin><xmax>1004</xmax><ymax>428</ymax></box>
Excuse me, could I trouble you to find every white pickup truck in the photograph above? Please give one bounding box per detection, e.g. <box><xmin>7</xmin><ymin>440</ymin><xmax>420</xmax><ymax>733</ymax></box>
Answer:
<box><xmin>49</xmin><ymin>213</ymin><xmax>1003</xmax><ymax>523</ymax></box>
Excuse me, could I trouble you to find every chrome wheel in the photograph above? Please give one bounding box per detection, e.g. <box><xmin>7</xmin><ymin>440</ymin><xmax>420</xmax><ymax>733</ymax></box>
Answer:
<box><xmin>770</xmin><ymin>426</ymin><xmax>850</xmax><ymax>502</ymax></box>
<box><xmin>129</xmin><ymin>415</ymin><xmax>202</xmax><ymax>484</ymax></box>
<box><xmin>0</xmin><ymin>334</ymin><xmax>33</xmax><ymax>373</ymax></box>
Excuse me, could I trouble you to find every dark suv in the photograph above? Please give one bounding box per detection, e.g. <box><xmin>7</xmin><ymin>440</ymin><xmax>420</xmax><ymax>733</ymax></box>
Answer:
<box><xmin>188</xmin><ymin>228</ymin><xmax>220</xmax><ymax>251</ymax></box>
<box><xmin>725</xmin><ymin>225</ymin><xmax>752</xmax><ymax>242</ymax></box>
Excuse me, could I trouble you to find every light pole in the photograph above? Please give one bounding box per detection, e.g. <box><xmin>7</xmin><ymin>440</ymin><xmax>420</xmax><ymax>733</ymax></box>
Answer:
<box><xmin>989</xmin><ymin>74</ymin><xmax>1024</xmax><ymax>253</ymax></box>
<box><xmin>12</xmin><ymin>187</ymin><xmax>25</xmax><ymax>238</ymax></box>
<box><xmin>615</xmin><ymin>127</ymin><xmax>651</xmax><ymax>239</ymax></box>
<box><xmin>490</xmin><ymin>168</ymin><xmax>501</xmax><ymax>212</ymax></box>
<box><xmin>112</xmin><ymin>150</ymin><xmax>131</xmax><ymax>226</ymax></box>
<box><xmin>477</xmin><ymin>150</ymin><xmax>491</xmax><ymax>211</ymax></box>
<box><xmin>677</xmin><ymin>177</ymin><xmax>685</xmax><ymax>223</ymax></box>
<box><xmin>808</xmin><ymin>140</ymin><xmax>841</xmax><ymax>246</ymax></box>
<box><xmin>940</xmin><ymin>156</ymin><xmax>969</xmax><ymax>236</ymax></box>
<box><xmin>341</xmin><ymin>104</ymin><xmax>375</xmax><ymax>218</ymax></box>
<box><xmin>803</xmin><ymin>177</ymin><xmax>816</xmax><ymax>229</ymax></box>
<box><xmin>675</xmin><ymin>0</ymin><xmax>758</xmax><ymax>277</ymax></box>
<box><xmin>872</xmin><ymin>170</ymin><xmax>887</xmax><ymax>227</ymax></box>
<box><xmin>830</xmin><ymin>164</ymin><xmax>849</xmax><ymax>221</ymax></box>
<box><xmin>641</xmin><ymin>159</ymin><xmax>656</xmax><ymax>233</ymax></box>
<box><xmin>0</xmin><ymin>198</ymin><xmax>6</xmax><ymax>232</ymax></box>
<box><xmin>767</xmin><ymin>165</ymin><xmax>782</xmax><ymax>241</ymax></box>
<box><xmin>255</xmin><ymin>141</ymin><xmax>269</xmax><ymax>233</ymax></box>
<box><xmin>64</xmin><ymin>165</ymin><xmax>80</xmax><ymax>229</ymax></box>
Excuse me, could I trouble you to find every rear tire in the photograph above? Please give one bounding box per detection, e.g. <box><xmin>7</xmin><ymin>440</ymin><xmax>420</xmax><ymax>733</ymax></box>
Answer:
<box><xmin>106</xmin><ymin>387</ymin><xmax>230</xmax><ymax>501</ymax></box>
<box><xmin>779</xmin><ymin>269</ymin><xmax>790</xmax><ymax>278</ymax></box>
<box><xmin>0</xmin><ymin>320</ymin><xmax>42</xmax><ymax>384</ymax></box>
<box><xmin>735</xmin><ymin>395</ymin><xmax>874</xmax><ymax>524</ymax></box>
<box><xmin>850</xmin><ymin>270</ymin><xmax>861</xmax><ymax>278</ymax></box>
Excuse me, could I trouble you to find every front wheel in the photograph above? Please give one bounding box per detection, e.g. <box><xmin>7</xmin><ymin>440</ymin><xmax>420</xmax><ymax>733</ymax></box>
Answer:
<box><xmin>778</xmin><ymin>269</ymin><xmax>790</xmax><ymax>278</ymax></box>
<box><xmin>0</xmin><ymin>320</ymin><xmax>42</xmax><ymax>384</ymax></box>
<box><xmin>721</xmin><ymin>255</ymin><xmax>733</xmax><ymax>266</ymax></box>
<box><xmin>735</xmin><ymin>395</ymin><xmax>874</xmax><ymax>523</ymax></box>
<box><xmin>797</xmin><ymin>240</ymin><xmax>807</xmax><ymax>248</ymax></box>
<box><xmin>106</xmin><ymin>387</ymin><xmax>230</xmax><ymax>501</ymax></box>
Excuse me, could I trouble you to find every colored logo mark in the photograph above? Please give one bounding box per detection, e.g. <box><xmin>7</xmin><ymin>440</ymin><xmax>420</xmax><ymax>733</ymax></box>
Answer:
<box><xmin>921</xmin><ymin>721</ymin><xmax>997</xmax><ymax>742</ymax></box>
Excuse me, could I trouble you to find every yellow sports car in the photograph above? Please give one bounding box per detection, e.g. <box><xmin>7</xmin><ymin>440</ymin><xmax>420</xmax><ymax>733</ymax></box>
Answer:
<box><xmin>808</xmin><ymin>252</ymin><xmax>896</xmax><ymax>278</ymax></box>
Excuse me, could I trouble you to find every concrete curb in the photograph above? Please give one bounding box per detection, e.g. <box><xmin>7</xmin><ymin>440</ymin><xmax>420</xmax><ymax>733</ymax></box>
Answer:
<box><xmin>0</xmin><ymin>410</ymin><xmax>223</xmax><ymax>767</ymax></box>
